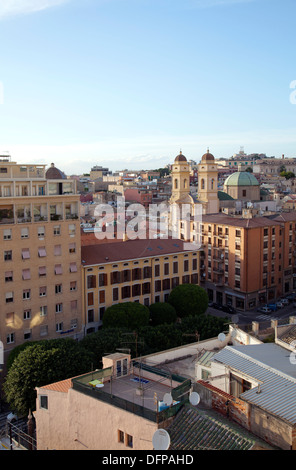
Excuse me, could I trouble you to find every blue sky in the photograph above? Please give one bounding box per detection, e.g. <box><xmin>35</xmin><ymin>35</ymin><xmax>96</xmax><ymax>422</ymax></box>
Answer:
<box><xmin>0</xmin><ymin>0</ymin><xmax>295</xmax><ymax>174</ymax></box>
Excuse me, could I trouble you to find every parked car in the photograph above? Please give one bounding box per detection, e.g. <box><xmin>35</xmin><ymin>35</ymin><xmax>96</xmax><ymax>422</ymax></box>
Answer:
<box><xmin>280</xmin><ymin>298</ymin><xmax>289</xmax><ymax>305</ymax></box>
<box><xmin>257</xmin><ymin>306</ymin><xmax>272</xmax><ymax>314</ymax></box>
<box><xmin>221</xmin><ymin>305</ymin><xmax>237</xmax><ymax>314</ymax></box>
<box><xmin>208</xmin><ymin>302</ymin><xmax>223</xmax><ymax>310</ymax></box>
<box><xmin>285</xmin><ymin>294</ymin><xmax>296</xmax><ymax>302</ymax></box>
<box><xmin>267</xmin><ymin>303</ymin><xmax>278</xmax><ymax>312</ymax></box>
<box><xmin>276</xmin><ymin>301</ymin><xmax>284</xmax><ymax>309</ymax></box>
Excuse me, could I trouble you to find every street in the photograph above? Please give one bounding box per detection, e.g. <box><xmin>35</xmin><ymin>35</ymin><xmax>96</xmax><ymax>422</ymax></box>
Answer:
<box><xmin>207</xmin><ymin>301</ymin><xmax>296</xmax><ymax>326</ymax></box>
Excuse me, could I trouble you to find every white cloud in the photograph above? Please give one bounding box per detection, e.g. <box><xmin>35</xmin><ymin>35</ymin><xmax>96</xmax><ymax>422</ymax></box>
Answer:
<box><xmin>0</xmin><ymin>0</ymin><xmax>70</xmax><ymax>19</ymax></box>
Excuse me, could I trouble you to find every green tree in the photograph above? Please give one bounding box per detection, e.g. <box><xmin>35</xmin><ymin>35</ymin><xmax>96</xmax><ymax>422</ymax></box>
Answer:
<box><xmin>3</xmin><ymin>339</ymin><xmax>92</xmax><ymax>416</ymax></box>
<box><xmin>102</xmin><ymin>302</ymin><xmax>150</xmax><ymax>330</ymax></box>
<box><xmin>149</xmin><ymin>302</ymin><xmax>177</xmax><ymax>326</ymax></box>
<box><xmin>168</xmin><ymin>284</ymin><xmax>208</xmax><ymax>318</ymax></box>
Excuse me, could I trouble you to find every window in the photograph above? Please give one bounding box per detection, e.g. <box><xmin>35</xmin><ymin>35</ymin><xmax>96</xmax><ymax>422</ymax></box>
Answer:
<box><xmin>99</xmin><ymin>273</ymin><xmax>107</xmax><ymax>287</ymax></box>
<box><xmin>87</xmin><ymin>309</ymin><xmax>94</xmax><ymax>323</ymax></box>
<box><xmin>113</xmin><ymin>287</ymin><xmax>119</xmax><ymax>301</ymax></box>
<box><xmin>55</xmin><ymin>264</ymin><xmax>62</xmax><ymax>275</ymax></box>
<box><xmin>173</xmin><ymin>261</ymin><xmax>178</xmax><ymax>274</ymax></box>
<box><xmin>39</xmin><ymin>286</ymin><xmax>47</xmax><ymax>297</ymax></box>
<box><xmin>24</xmin><ymin>329</ymin><xmax>32</xmax><ymax>340</ymax></box>
<box><xmin>155</xmin><ymin>280</ymin><xmax>161</xmax><ymax>292</ymax></box>
<box><xmin>132</xmin><ymin>284</ymin><xmax>141</xmax><ymax>297</ymax></box>
<box><xmin>4</xmin><ymin>250</ymin><xmax>12</xmax><ymax>261</ymax></box>
<box><xmin>21</xmin><ymin>227</ymin><xmax>29</xmax><ymax>239</ymax></box>
<box><xmin>88</xmin><ymin>292</ymin><xmax>94</xmax><ymax>306</ymax></box>
<box><xmin>24</xmin><ymin>309</ymin><xmax>31</xmax><ymax>320</ymax></box>
<box><xmin>55</xmin><ymin>284</ymin><xmax>62</xmax><ymax>294</ymax></box>
<box><xmin>39</xmin><ymin>266</ymin><xmax>46</xmax><ymax>277</ymax></box>
<box><xmin>5</xmin><ymin>271</ymin><xmax>13</xmax><ymax>282</ymax></box>
<box><xmin>7</xmin><ymin>333</ymin><xmax>15</xmax><ymax>344</ymax></box>
<box><xmin>38</xmin><ymin>226</ymin><xmax>45</xmax><ymax>238</ymax></box>
<box><xmin>5</xmin><ymin>292</ymin><xmax>13</xmax><ymax>303</ymax></box>
<box><xmin>53</xmin><ymin>225</ymin><xmax>61</xmax><ymax>236</ymax></box>
<box><xmin>143</xmin><ymin>266</ymin><xmax>151</xmax><ymax>279</ymax></box>
<box><xmin>99</xmin><ymin>307</ymin><xmax>105</xmax><ymax>321</ymax></box>
<box><xmin>55</xmin><ymin>303</ymin><xmax>63</xmax><ymax>313</ymax></box>
<box><xmin>162</xmin><ymin>279</ymin><xmax>170</xmax><ymax>290</ymax></box>
<box><xmin>3</xmin><ymin>229</ymin><xmax>12</xmax><ymax>240</ymax></box>
<box><xmin>121</xmin><ymin>285</ymin><xmax>131</xmax><ymax>299</ymax></box>
<box><xmin>70</xmin><ymin>281</ymin><xmax>77</xmax><ymax>291</ymax></box>
<box><xmin>70</xmin><ymin>263</ymin><xmax>77</xmax><ymax>273</ymax></box>
<box><xmin>118</xmin><ymin>430</ymin><xmax>124</xmax><ymax>443</ymax></box>
<box><xmin>40</xmin><ymin>306</ymin><xmax>48</xmax><ymax>317</ymax></box>
<box><xmin>40</xmin><ymin>325</ymin><xmax>48</xmax><ymax>337</ymax></box>
<box><xmin>87</xmin><ymin>275</ymin><xmax>96</xmax><ymax>289</ymax></box>
<box><xmin>38</xmin><ymin>247</ymin><xmax>46</xmax><ymax>257</ymax></box>
<box><xmin>164</xmin><ymin>263</ymin><xmax>169</xmax><ymax>275</ymax></box>
<box><xmin>54</xmin><ymin>245</ymin><xmax>62</xmax><ymax>256</ymax></box>
<box><xmin>23</xmin><ymin>289</ymin><xmax>31</xmax><ymax>300</ymax></box>
<box><xmin>40</xmin><ymin>395</ymin><xmax>48</xmax><ymax>410</ymax></box>
<box><xmin>184</xmin><ymin>260</ymin><xmax>189</xmax><ymax>272</ymax></box>
<box><xmin>56</xmin><ymin>322</ymin><xmax>63</xmax><ymax>332</ymax></box>
<box><xmin>22</xmin><ymin>248</ymin><xmax>30</xmax><ymax>259</ymax></box>
<box><xmin>142</xmin><ymin>282</ymin><xmax>150</xmax><ymax>295</ymax></box>
<box><xmin>126</xmin><ymin>434</ymin><xmax>133</xmax><ymax>448</ymax></box>
<box><xmin>69</xmin><ymin>243</ymin><xmax>76</xmax><ymax>253</ymax></box>
<box><xmin>99</xmin><ymin>290</ymin><xmax>105</xmax><ymax>304</ymax></box>
<box><xmin>111</xmin><ymin>271</ymin><xmax>121</xmax><ymax>284</ymax></box>
<box><xmin>69</xmin><ymin>224</ymin><xmax>76</xmax><ymax>236</ymax></box>
<box><xmin>155</xmin><ymin>265</ymin><xmax>160</xmax><ymax>277</ymax></box>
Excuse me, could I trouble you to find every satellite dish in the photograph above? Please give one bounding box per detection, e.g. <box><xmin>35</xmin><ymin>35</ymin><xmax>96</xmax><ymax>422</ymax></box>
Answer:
<box><xmin>218</xmin><ymin>333</ymin><xmax>226</xmax><ymax>342</ymax></box>
<box><xmin>231</xmin><ymin>314</ymin><xmax>239</xmax><ymax>324</ymax></box>
<box><xmin>152</xmin><ymin>429</ymin><xmax>171</xmax><ymax>450</ymax></box>
<box><xmin>163</xmin><ymin>393</ymin><xmax>173</xmax><ymax>406</ymax></box>
<box><xmin>189</xmin><ymin>392</ymin><xmax>200</xmax><ymax>406</ymax></box>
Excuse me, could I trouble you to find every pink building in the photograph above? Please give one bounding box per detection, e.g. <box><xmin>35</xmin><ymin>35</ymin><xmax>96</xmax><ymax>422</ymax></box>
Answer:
<box><xmin>34</xmin><ymin>353</ymin><xmax>190</xmax><ymax>450</ymax></box>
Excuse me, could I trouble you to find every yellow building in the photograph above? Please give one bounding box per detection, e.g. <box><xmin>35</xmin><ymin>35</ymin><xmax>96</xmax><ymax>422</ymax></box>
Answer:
<box><xmin>81</xmin><ymin>238</ymin><xmax>199</xmax><ymax>333</ymax></box>
<box><xmin>0</xmin><ymin>158</ymin><xmax>82</xmax><ymax>362</ymax></box>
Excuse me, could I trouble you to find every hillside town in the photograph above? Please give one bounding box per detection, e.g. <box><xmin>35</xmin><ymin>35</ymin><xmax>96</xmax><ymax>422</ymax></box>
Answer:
<box><xmin>1</xmin><ymin>149</ymin><xmax>296</xmax><ymax>451</ymax></box>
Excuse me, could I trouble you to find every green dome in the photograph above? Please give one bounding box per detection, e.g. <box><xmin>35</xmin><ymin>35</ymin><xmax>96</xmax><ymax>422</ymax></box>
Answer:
<box><xmin>224</xmin><ymin>171</ymin><xmax>259</xmax><ymax>187</ymax></box>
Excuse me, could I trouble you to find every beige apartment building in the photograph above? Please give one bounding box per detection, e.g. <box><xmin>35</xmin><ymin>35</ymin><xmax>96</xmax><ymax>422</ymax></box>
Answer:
<box><xmin>192</xmin><ymin>212</ymin><xmax>296</xmax><ymax>310</ymax></box>
<box><xmin>0</xmin><ymin>158</ymin><xmax>82</xmax><ymax>361</ymax></box>
<box><xmin>81</xmin><ymin>238</ymin><xmax>200</xmax><ymax>333</ymax></box>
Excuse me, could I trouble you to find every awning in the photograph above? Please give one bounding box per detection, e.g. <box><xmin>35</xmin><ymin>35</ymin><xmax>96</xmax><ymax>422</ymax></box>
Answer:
<box><xmin>39</xmin><ymin>266</ymin><xmax>46</xmax><ymax>276</ymax></box>
<box><xmin>55</xmin><ymin>265</ymin><xmax>62</xmax><ymax>275</ymax></box>
<box><xmin>38</xmin><ymin>247</ymin><xmax>46</xmax><ymax>257</ymax></box>
<box><xmin>22</xmin><ymin>269</ymin><xmax>31</xmax><ymax>280</ymax></box>
<box><xmin>22</xmin><ymin>249</ymin><xmax>30</xmax><ymax>259</ymax></box>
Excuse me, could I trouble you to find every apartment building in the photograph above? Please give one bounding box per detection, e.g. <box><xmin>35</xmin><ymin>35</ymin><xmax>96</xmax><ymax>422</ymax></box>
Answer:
<box><xmin>34</xmin><ymin>352</ymin><xmax>190</xmax><ymax>450</ymax></box>
<box><xmin>192</xmin><ymin>212</ymin><xmax>296</xmax><ymax>310</ymax></box>
<box><xmin>0</xmin><ymin>158</ymin><xmax>82</xmax><ymax>360</ymax></box>
<box><xmin>81</xmin><ymin>238</ymin><xmax>200</xmax><ymax>333</ymax></box>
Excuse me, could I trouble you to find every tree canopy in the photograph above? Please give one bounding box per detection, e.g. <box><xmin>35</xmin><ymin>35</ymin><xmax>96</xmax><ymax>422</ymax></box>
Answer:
<box><xmin>102</xmin><ymin>302</ymin><xmax>150</xmax><ymax>330</ymax></box>
<box><xmin>149</xmin><ymin>302</ymin><xmax>177</xmax><ymax>326</ymax></box>
<box><xmin>168</xmin><ymin>284</ymin><xmax>208</xmax><ymax>318</ymax></box>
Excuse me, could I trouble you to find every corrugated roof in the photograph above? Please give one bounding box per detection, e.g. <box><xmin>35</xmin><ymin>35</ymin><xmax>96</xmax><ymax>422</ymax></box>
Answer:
<box><xmin>213</xmin><ymin>344</ymin><xmax>296</xmax><ymax>424</ymax></box>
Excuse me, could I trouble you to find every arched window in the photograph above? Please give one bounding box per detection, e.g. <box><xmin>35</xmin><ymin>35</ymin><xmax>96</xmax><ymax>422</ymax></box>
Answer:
<box><xmin>184</xmin><ymin>179</ymin><xmax>187</xmax><ymax>189</ymax></box>
<box><xmin>201</xmin><ymin>179</ymin><xmax>205</xmax><ymax>190</ymax></box>
<box><xmin>211</xmin><ymin>179</ymin><xmax>215</xmax><ymax>190</ymax></box>
<box><xmin>174</xmin><ymin>179</ymin><xmax>178</xmax><ymax>189</ymax></box>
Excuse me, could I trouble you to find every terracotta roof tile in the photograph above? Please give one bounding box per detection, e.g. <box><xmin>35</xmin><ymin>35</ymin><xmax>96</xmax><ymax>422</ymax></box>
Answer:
<box><xmin>81</xmin><ymin>238</ymin><xmax>193</xmax><ymax>266</ymax></box>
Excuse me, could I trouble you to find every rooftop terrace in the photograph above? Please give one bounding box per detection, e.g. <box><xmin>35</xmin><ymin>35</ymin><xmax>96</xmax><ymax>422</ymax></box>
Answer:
<box><xmin>71</xmin><ymin>359</ymin><xmax>191</xmax><ymax>423</ymax></box>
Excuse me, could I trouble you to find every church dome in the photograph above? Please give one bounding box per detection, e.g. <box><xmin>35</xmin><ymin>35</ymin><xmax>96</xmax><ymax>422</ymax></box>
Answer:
<box><xmin>174</xmin><ymin>151</ymin><xmax>187</xmax><ymax>162</ymax></box>
<box><xmin>46</xmin><ymin>163</ymin><xmax>66</xmax><ymax>180</ymax></box>
<box><xmin>201</xmin><ymin>150</ymin><xmax>215</xmax><ymax>161</ymax></box>
<box><xmin>224</xmin><ymin>171</ymin><xmax>259</xmax><ymax>187</ymax></box>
